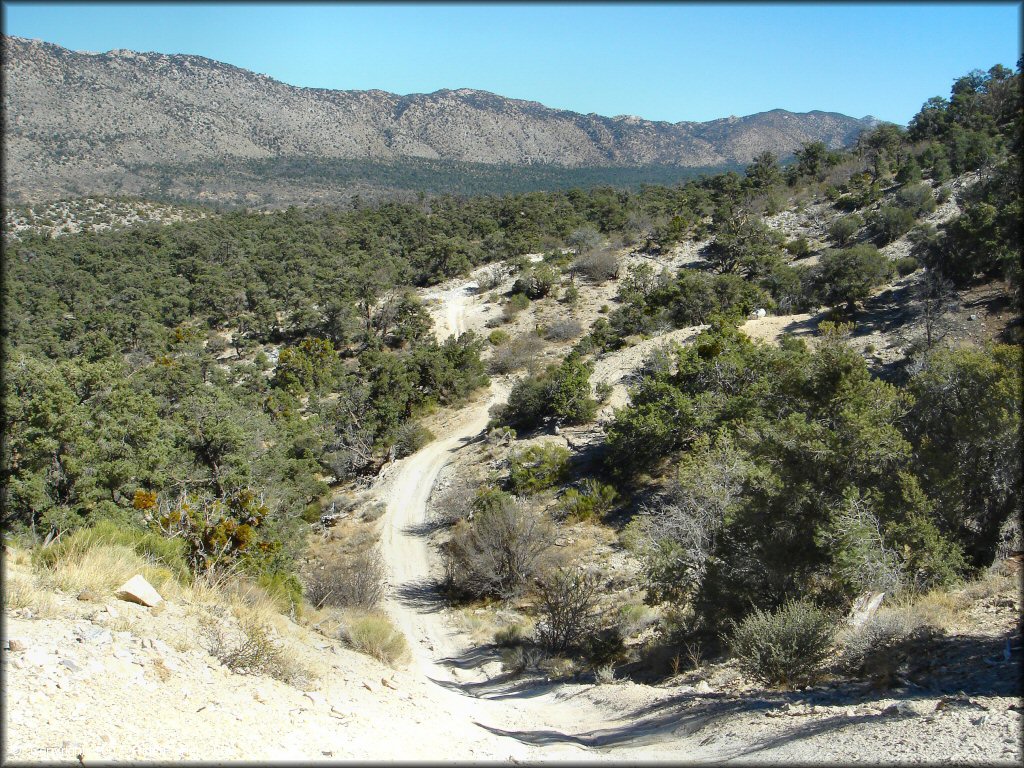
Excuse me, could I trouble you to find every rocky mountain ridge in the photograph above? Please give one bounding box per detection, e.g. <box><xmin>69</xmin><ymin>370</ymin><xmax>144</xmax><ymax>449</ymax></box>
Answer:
<box><xmin>3</xmin><ymin>35</ymin><xmax>879</xmax><ymax>203</ymax></box>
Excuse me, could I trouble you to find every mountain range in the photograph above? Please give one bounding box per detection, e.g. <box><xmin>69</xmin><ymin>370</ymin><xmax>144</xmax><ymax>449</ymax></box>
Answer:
<box><xmin>2</xmin><ymin>35</ymin><xmax>881</xmax><ymax>205</ymax></box>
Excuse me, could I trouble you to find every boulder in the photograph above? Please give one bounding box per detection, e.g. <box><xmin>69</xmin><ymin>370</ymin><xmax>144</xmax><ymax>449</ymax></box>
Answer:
<box><xmin>115</xmin><ymin>575</ymin><xmax>164</xmax><ymax>607</ymax></box>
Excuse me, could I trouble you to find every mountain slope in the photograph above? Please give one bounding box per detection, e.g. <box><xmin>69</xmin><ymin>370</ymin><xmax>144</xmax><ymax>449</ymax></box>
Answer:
<box><xmin>2</xmin><ymin>36</ymin><xmax>877</xmax><ymax>203</ymax></box>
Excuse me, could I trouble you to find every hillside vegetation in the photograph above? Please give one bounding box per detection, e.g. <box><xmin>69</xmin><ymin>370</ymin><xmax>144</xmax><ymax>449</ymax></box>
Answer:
<box><xmin>3</xmin><ymin>63</ymin><xmax>1020</xmax><ymax>710</ymax></box>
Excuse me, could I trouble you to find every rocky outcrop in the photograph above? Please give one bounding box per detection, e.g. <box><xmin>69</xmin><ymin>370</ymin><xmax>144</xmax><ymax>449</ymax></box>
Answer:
<box><xmin>2</xmin><ymin>35</ymin><xmax>879</xmax><ymax>202</ymax></box>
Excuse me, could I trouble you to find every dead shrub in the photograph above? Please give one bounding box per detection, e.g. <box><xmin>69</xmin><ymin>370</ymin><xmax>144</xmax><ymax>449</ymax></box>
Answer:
<box><xmin>302</xmin><ymin>547</ymin><xmax>385</xmax><ymax>610</ymax></box>
<box><xmin>488</xmin><ymin>333</ymin><xmax>545</xmax><ymax>374</ymax></box>
<box><xmin>543</xmin><ymin>318</ymin><xmax>584</xmax><ymax>342</ymax></box>
<box><xmin>534</xmin><ymin>567</ymin><xmax>600</xmax><ymax>653</ymax></box>
<box><xmin>573</xmin><ymin>249</ymin><xmax>620</xmax><ymax>283</ymax></box>
<box><xmin>442</xmin><ymin>494</ymin><xmax>552</xmax><ymax>599</ymax></box>
<box><xmin>201</xmin><ymin>616</ymin><xmax>298</xmax><ymax>682</ymax></box>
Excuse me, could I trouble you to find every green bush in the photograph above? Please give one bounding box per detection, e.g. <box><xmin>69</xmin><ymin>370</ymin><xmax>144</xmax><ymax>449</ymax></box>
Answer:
<box><xmin>508</xmin><ymin>443</ymin><xmax>570</xmax><ymax>495</ymax></box>
<box><xmin>818</xmin><ymin>244</ymin><xmax>894</xmax><ymax>310</ymax></box>
<box><xmin>512</xmin><ymin>264</ymin><xmax>559</xmax><ymax>299</ymax></box>
<box><xmin>897</xmin><ymin>183</ymin><xmax>937</xmax><ymax>216</ymax></box>
<box><xmin>488</xmin><ymin>329</ymin><xmax>511</xmax><ymax>346</ymax></box>
<box><xmin>784</xmin><ymin>237</ymin><xmax>811</xmax><ymax>257</ymax></box>
<box><xmin>557</xmin><ymin>479</ymin><xmax>618</xmax><ymax>521</ymax></box>
<box><xmin>502</xmin><ymin>292</ymin><xmax>531</xmax><ymax>321</ymax></box>
<box><xmin>828</xmin><ymin>214</ymin><xmax>863</xmax><ymax>246</ymax></box>
<box><xmin>730</xmin><ymin>599</ymin><xmax>837</xmax><ymax>688</ymax></box>
<box><xmin>868</xmin><ymin>206</ymin><xmax>916</xmax><ymax>245</ymax></box>
<box><xmin>393</xmin><ymin>420</ymin><xmax>435</xmax><ymax>458</ymax></box>
<box><xmin>493</xmin><ymin>354</ymin><xmax>597</xmax><ymax>430</ymax></box>
<box><xmin>895</xmin><ymin>256</ymin><xmax>919</xmax><ymax>276</ymax></box>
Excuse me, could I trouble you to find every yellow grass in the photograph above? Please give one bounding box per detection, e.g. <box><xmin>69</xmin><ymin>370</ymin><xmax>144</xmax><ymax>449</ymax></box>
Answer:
<box><xmin>339</xmin><ymin>609</ymin><xmax>409</xmax><ymax>666</ymax></box>
<box><xmin>37</xmin><ymin>542</ymin><xmax>180</xmax><ymax>599</ymax></box>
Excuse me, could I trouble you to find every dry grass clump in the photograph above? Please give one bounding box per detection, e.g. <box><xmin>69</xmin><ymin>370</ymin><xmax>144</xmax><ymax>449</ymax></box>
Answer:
<box><xmin>30</xmin><ymin>519</ymin><xmax>190</xmax><ymax>599</ymax></box>
<box><xmin>3</xmin><ymin>569</ymin><xmax>59</xmax><ymax>618</ymax></box>
<box><xmin>36</xmin><ymin>543</ymin><xmax>181</xmax><ymax>599</ymax></box>
<box><xmin>338</xmin><ymin>610</ymin><xmax>409</xmax><ymax>666</ymax></box>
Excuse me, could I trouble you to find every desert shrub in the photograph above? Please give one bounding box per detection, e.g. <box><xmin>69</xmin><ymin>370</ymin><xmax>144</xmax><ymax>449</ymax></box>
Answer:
<box><xmin>557</xmin><ymin>479</ymin><xmax>618</xmax><ymax>521</ymax></box>
<box><xmin>202</xmin><ymin>616</ymin><xmax>296</xmax><ymax>682</ymax></box>
<box><xmin>339</xmin><ymin>611</ymin><xmax>408</xmax><ymax>665</ymax></box>
<box><xmin>477</xmin><ymin>265</ymin><xmax>506</xmax><ymax>291</ymax></box>
<box><xmin>443</xmin><ymin>494</ymin><xmax>552</xmax><ymax>599</ymax></box>
<box><xmin>508</xmin><ymin>443</ymin><xmax>570</xmax><ymax>495</ymax></box>
<box><xmin>494</xmin><ymin>622</ymin><xmax>530</xmax><ymax>647</ymax></box>
<box><xmin>839</xmin><ymin>606</ymin><xmax>936</xmax><ymax>687</ymax></box>
<box><xmin>488</xmin><ymin>329</ymin><xmax>511</xmax><ymax>346</ymax></box>
<box><xmin>818</xmin><ymin>244</ymin><xmax>894</xmax><ymax>310</ymax></box>
<box><xmin>828</xmin><ymin>214</ymin><xmax>863</xmax><ymax>245</ymax></box>
<box><xmin>535</xmin><ymin>567</ymin><xmax>600</xmax><ymax>653</ymax></box>
<box><xmin>567</xmin><ymin>225</ymin><xmax>602</xmax><ymax>254</ymax></box>
<box><xmin>302</xmin><ymin>548</ymin><xmax>385</xmax><ymax>610</ymax></box>
<box><xmin>616</xmin><ymin>601</ymin><xmax>658</xmax><ymax>637</ymax></box>
<box><xmin>868</xmin><ymin>206</ymin><xmax>916</xmax><ymax>245</ymax></box>
<box><xmin>500</xmin><ymin>644</ymin><xmax>547</xmax><ymax>674</ymax></box>
<box><xmin>393</xmin><ymin>420</ymin><xmax>435</xmax><ymax>458</ymax></box>
<box><xmin>544</xmin><ymin>318</ymin><xmax>583</xmax><ymax>342</ymax></box>
<box><xmin>512</xmin><ymin>264</ymin><xmax>559</xmax><ymax>299</ymax></box>
<box><xmin>493</xmin><ymin>354</ymin><xmax>597</xmax><ymax>430</ymax></box>
<box><xmin>784</xmin><ymin>237</ymin><xmax>811</xmax><ymax>257</ymax></box>
<box><xmin>573</xmin><ymin>249</ymin><xmax>620</xmax><ymax>282</ymax></box>
<box><xmin>430</xmin><ymin>474</ymin><xmax>479</xmax><ymax>527</ymax></box>
<box><xmin>582</xmin><ymin>625</ymin><xmax>627</xmax><ymax>668</ymax></box>
<box><xmin>730</xmin><ymin>599</ymin><xmax>837</xmax><ymax>688</ymax></box>
<box><xmin>502</xmin><ymin>292</ymin><xmax>531</xmax><ymax>321</ymax></box>
<box><xmin>362</xmin><ymin>501</ymin><xmax>387</xmax><ymax>522</ymax></box>
<box><xmin>488</xmin><ymin>333</ymin><xmax>544</xmax><ymax>374</ymax></box>
<box><xmin>895</xmin><ymin>256</ymin><xmax>919</xmax><ymax>276</ymax></box>
<box><xmin>896</xmin><ymin>182</ymin><xmax>937</xmax><ymax>217</ymax></box>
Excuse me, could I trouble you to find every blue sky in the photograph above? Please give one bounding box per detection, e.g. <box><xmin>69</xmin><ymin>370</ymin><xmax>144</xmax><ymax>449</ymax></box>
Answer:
<box><xmin>3</xmin><ymin>2</ymin><xmax>1019</xmax><ymax>125</ymax></box>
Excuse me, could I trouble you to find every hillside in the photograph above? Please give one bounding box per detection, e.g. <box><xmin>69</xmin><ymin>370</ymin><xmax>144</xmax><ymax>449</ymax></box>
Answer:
<box><xmin>2</xmin><ymin>35</ymin><xmax>876</xmax><ymax>204</ymax></box>
<box><xmin>3</xmin><ymin>61</ymin><xmax>1021</xmax><ymax>762</ymax></box>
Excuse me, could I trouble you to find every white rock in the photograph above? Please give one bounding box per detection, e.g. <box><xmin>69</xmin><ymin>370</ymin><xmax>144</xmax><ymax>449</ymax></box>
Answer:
<box><xmin>115</xmin><ymin>575</ymin><xmax>164</xmax><ymax>607</ymax></box>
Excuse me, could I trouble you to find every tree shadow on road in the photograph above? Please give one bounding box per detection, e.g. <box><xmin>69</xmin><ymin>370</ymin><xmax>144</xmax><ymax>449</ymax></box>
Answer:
<box><xmin>392</xmin><ymin>577</ymin><xmax>449</xmax><ymax>614</ymax></box>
